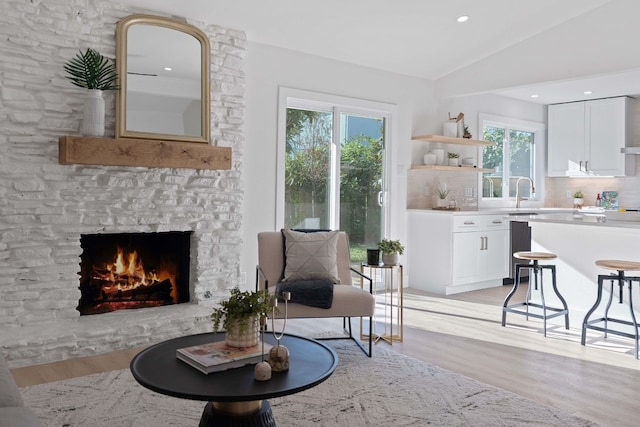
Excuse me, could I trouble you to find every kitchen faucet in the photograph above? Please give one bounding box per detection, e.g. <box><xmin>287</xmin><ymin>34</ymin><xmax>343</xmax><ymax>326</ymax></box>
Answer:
<box><xmin>515</xmin><ymin>177</ymin><xmax>535</xmax><ymax>208</ymax></box>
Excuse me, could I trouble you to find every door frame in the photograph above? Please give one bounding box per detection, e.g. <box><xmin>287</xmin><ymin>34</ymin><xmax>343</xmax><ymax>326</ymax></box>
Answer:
<box><xmin>276</xmin><ymin>87</ymin><xmax>396</xmax><ymax>236</ymax></box>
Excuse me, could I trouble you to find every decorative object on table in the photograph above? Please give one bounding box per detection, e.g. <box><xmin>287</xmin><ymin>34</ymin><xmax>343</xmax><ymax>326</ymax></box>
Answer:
<box><xmin>269</xmin><ymin>292</ymin><xmax>291</xmax><ymax>372</ymax></box>
<box><xmin>254</xmin><ymin>315</ymin><xmax>272</xmax><ymax>381</ymax></box>
<box><xmin>377</xmin><ymin>238</ymin><xmax>405</xmax><ymax>266</ymax></box>
<box><xmin>366</xmin><ymin>248</ymin><xmax>381</xmax><ymax>266</ymax></box>
<box><xmin>63</xmin><ymin>48</ymin><xmax>119</xmax><ymax>137</ymax></box>
<box><xmin>573</xmin><ymin>190</ymin><xmax>584</xmax><ymax>209</ymax></box>
<box><xmin>443</xmin><ymin>118</ymin><xmax>457</xmax><ymax>137</ymax></box>
<box><xmin>600</xmin><ymin>191</ymin><xmax>619</xmax><ymax>210</ymax></box>
<box><xmin>595</xmin><ymin>192</ymin><xmax>602</xmax><ymax>207</ymax></box>
<box><xmin>435</xmin><ymin>184</ymin><xmax>450</xmax><ymax>208</ymax></box>
<box><xmin>210</xmin><ymin>287</ymin><xmax>273</xmax><ymax>348</ymax></box>
<box><xmin>423</xmin><ymin>152</ymin><xmax>436</xmax><ymax>166</ymax></box>
<box><xmin>175</xmin><ymin>340</ymin><xmax>273</xmax><ymax>375</ymax></box>
<box><xmin>455</xmin><ymin>112</ymin><xmax>465</xmax><ymax>138</ymax></box>
<box><xmin>431</xmin><ymin>148</ymin><xmax>445</xmax><ymax>165</ymax></box>
<box><xmin>447</xmin><ymin>152</ymin><xmax>460</xmax><ymax>167</ymax></box>
<box><xmin>463</xmin><ymin>125</ymin><xmax>472</xmax><ymax>139</ymax></box>
<box><xmin>461</xmin><ymin>157</ymin><xmax>474</xmax><ymax>167</ymax></box>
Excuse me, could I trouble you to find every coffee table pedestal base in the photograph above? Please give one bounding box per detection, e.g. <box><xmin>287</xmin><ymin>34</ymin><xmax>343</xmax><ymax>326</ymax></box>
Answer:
<box><xmin>199</xmin><ymin>400</ymin><xmax>275</xmax><ymax>427</ymax></box>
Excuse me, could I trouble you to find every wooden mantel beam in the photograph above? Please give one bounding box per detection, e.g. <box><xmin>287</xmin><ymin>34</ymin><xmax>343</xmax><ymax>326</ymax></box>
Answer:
<box><xmin>58</xmin><ymin>136</ymin><xmax>232</xmax><ymax>170</ymax></box>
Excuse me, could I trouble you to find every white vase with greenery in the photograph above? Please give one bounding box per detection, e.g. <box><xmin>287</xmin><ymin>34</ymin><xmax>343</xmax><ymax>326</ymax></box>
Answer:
<box><xmin>63</xmin><ymin>48</ymin><xmax>118</xmax><ymax>137</ymax></box>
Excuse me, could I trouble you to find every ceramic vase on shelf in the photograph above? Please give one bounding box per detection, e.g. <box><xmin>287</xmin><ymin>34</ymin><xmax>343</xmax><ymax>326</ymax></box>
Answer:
<box><xmin>443</xmin><ymin>121</ymin><xmax>457</xmax><ymax>137</ymax></box>
<box><xmin>431</xmin><ymin>149</ymin><xmax>445</xmax><ymax>165</ymax></box>
<box><xmin>225</xmin><ymin>316</ymin><xmax>259</xmax><ymax>348</ymax></box>
<box><xmin>436</xmin><ymin>198</ymin><xmax>448</xmax><ymax>208</ymax></box>
<box><xmin>82</xmin><ymin>89</ymin><xmax>105</xmax><ymax>137</ymax></box>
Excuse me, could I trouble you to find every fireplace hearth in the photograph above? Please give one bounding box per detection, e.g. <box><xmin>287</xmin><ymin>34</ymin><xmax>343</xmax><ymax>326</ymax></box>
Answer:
<box><xmin>78</xmin><ymin>231</ymin><xmax>192</xmax><ymax>315</ymax></box>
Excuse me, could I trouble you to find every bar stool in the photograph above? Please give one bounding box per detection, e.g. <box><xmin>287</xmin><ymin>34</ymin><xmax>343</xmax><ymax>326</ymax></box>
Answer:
<box><xmin>581</xmin><ymin>259</ymin><xmax>640</xmax><ymax>359</ymax></box>
<box><xmin>502</xmin><ymin>251</ymin><xmax>569</xmax><ymax>336</ymax></box>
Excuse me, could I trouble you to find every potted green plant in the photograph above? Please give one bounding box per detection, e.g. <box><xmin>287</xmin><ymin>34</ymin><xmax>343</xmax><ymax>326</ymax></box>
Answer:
<box><xmin>211</xmin><ymin>288</ymin><xmax>273</xmax><ymax>348</ymax></box>
<box><xmin>447</xmin><ymin>152</ymin><xmax>460</xmax><ymax>167</ymax></box>
<box><xmin>436</xmin><ymin>187</ymin><xmax>450</xmax><ymax>208</ymax></box>
<box><xmin>63</xmin><ymin>48</ymin><xmax>119</xmax><ymax>137</ymax></box>
<box><xmin>573</xmin><ymin>190</ymin><xmax>584</xmax><ymax>208</ymax></box>
<box><xmin>377</xmin><ymin>239</ymin><xmax>405</xmax><ymax>266</ymax></box>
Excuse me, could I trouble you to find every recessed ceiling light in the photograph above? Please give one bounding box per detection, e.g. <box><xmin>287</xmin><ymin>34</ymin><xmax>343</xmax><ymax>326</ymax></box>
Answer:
<box><xmin>530</xmin><ymin>94</ymin><xmax>539</xmax><ymax>98</ymax></box>
<box><xmin>164</xmin><ymin>67</ymin><xmax>172</xmax><ymax>71</ymax></box>
<box><xmin>457</xmin><ymin>15</ymin><xmax>469</xmax><ymax>23</ymax></box>
<box><xmin>584</xmin><ymin>91</ymin><xmax>592</xmax><ymax>95</ymax></box>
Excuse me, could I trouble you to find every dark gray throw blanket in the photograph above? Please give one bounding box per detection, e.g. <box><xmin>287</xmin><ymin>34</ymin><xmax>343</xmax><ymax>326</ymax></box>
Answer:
<box><xmin>276</xmin><ymin>279</ymin><xmax>334</xmax><ymax>309</ymax></box>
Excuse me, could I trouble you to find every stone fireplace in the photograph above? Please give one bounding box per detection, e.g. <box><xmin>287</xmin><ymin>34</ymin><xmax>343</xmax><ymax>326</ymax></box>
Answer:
<box><xmin>0</xmin><ymin>1</ymin><xmax>246</xmax><ymax>367</ymax></box>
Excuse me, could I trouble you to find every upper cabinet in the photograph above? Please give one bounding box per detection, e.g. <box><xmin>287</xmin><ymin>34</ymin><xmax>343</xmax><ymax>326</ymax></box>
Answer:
<box><xmin>547</xmin><ymin>97</ymin><xmax>634</xmax><ymax>177</ymax></box>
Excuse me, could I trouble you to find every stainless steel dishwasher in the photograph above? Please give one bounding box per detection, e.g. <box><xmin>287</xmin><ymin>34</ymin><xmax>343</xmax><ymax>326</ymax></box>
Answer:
<box><xmin>505</xmin><ymin>219</ymin><xmax>532</xmax><ymax>285</ymax></box>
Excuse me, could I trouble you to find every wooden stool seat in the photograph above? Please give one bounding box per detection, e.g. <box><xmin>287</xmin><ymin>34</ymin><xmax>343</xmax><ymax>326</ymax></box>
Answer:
<box><xmin>595</xmin><ymin>260</ymin><xmax>640</xmax><ymax>271</ymax></box>
<box><xmin>514</xmin><ymin>251</ymin><xmax>557</xmax><ymax>261</ymax></box>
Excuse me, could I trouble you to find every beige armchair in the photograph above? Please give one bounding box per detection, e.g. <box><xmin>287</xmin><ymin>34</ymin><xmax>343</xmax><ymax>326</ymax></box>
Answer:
<box><xmin>256</xmin><ymin>230</ymin><xmax>375</xmax><ymax>356</ymax></box>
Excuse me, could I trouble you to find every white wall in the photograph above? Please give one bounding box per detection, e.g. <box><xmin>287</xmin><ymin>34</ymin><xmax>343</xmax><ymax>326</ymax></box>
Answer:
<box><xmin>241</xmin><ymin>42</ymin><xmax>435</xmax><ymax>283</ymax></box>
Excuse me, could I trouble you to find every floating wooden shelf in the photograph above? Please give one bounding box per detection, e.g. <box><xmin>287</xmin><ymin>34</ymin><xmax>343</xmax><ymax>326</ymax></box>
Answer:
<box><xmin>58</xmin><ymin>136</ymin><xmax>231</xmax><ymax>170</ymax></box>
<box><xmin>411</xmin><ymin>134</ymin><xmax>494</xmax><ymax>146</ymax></box>
<box><xmin>410</xmin><ymin>165</ymin><xmax>495</xmax><ymax>173</ymax></box>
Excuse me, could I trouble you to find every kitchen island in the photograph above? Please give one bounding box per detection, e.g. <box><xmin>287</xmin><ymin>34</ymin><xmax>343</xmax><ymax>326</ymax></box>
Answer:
<box><xmin>510</xmin><ymin>211</ymin><xmax>640</xmax><ymax>329</ymax></box>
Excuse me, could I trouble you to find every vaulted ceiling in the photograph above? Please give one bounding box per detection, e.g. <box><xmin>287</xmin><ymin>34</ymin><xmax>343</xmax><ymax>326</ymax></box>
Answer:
<box><xmin>114</xmin><ymin>0</ymin><xmax>640</xmax><ymax>104</ymax></box>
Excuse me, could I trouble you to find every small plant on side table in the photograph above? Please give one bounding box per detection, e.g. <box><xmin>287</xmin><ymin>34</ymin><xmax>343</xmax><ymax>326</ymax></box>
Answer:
<box><xmin>573</xmin><ymin>190</ymin><xmax>585</xmax><ymax>209</ymax></box>
<box><xmin>377</xmin><ymin>239</ymin><xmax>404</xmax><ymax>266</ymax></box>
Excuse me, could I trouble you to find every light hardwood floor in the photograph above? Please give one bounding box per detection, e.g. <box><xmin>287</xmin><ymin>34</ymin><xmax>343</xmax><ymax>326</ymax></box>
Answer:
<box><xmin>11</xmin><ymin>285</ymin><xmax>640</xmax><ymax>426</ymax></box>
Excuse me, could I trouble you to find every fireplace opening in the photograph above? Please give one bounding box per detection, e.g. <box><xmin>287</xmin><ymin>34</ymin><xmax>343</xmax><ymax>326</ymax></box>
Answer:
<box><xmin>78</xmin><ymin>231</ymin><xmax>192</xmax><ymax>315</ymax></box>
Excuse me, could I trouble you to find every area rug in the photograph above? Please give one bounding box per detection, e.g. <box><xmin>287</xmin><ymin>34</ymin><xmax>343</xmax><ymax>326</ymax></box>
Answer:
<box><xmin>21</xmin><ymin>342</ymin><xmax>596</xmax><ymax>427</ymax></box>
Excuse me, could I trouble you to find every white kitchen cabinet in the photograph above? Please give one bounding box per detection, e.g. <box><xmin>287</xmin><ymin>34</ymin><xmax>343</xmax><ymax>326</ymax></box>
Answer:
<box><xmin>547</xmin><ymin>97</ymin><xmax>634</xmax><ymax>177</ymax></box>
<box><xmin>407</xmin><ymin>211</ymin><xmax>509</xmax><ymax>295</ymax></box>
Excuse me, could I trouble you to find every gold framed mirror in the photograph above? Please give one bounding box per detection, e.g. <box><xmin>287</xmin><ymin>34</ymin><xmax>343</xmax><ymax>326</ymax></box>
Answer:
<box><xmin>116</xmin><ymin>14</ymin><xmax>210</xmax><ymax>143</ymax></box>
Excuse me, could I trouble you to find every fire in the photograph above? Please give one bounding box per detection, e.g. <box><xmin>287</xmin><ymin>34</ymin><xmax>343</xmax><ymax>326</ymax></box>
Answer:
<box><xmin>91</xmin><ymin>246</ymin><xmax>178</xmax><ymax>302</ymax></box>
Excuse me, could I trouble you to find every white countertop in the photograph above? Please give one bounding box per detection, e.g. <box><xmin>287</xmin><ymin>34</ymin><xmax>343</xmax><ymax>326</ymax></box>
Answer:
<box><xmin>407</xmin><ymin>208</ymin><xmax>640</xmax><ymax>228</ymax></box>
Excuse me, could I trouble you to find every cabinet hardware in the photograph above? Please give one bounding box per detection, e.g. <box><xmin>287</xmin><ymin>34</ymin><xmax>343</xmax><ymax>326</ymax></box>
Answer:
<box><xmin>491</xmin><ymin>220</ymin><xmax>503</xmax><ymax>224</ymax></box>
<box><xmin>464</xmin><ymin>221</ymin><xmax>475</xmax><ymax>225</ymax></box>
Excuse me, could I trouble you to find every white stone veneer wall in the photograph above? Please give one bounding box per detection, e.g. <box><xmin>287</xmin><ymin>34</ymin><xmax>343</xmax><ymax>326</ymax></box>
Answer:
<box><xmin>0</xmin><ymin>0</ymin><xmax>246</xmax><ymax>366</ymax></box>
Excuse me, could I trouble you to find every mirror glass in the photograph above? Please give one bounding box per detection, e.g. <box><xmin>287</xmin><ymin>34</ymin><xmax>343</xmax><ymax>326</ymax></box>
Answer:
<box><xmin>116</xmin><ymin>15</ymin><xmax>210</xmax><ymax>143</ymax></box>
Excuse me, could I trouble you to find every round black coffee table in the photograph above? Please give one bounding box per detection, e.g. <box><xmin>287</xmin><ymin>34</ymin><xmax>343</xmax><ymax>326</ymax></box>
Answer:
<box><xmin>130</xmin><ymin>332</ymin><xmax>338</xmax><ymax>427</ymax></box>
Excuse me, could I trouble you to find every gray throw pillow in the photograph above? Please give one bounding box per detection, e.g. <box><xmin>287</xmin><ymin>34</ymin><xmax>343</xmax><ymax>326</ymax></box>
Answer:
<box><xmin>281</xmin><ymin>229</ymin><xmax>340</xmax><ymax>283</ymax></box>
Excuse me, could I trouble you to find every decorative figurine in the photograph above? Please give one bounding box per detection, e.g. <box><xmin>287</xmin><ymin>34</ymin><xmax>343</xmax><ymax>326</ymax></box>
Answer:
<box><xmin>255</xmin><ymin>314</ymin><xmax>272</xmax><ymax>381</ymax></box>
<box><xmin>269</xmin><ymin>291</ymin><xmax>290</xmax><ymax>372</ymax></box>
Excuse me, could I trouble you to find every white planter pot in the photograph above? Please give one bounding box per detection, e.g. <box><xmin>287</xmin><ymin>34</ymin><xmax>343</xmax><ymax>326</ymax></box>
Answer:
<box><xmin>381</xmin><ymin>253</ymin><xmax>399</xmax><ymax>266</ymax></box>
<box><xmin>436</xmin><ymin>198</ymin><xmax>448</xmax><ymax>208</ymax></box>
<box><xmin>573</xmin><ymin>198</ymin><xmax>584</xmax><ymax>208</ymax></box>
<box><xmin>448</xmin><ymin>158</ymin><xmax>459</xmax><ymax>167</ymax></box>
<box><xmin>443</xmin><ymin>121</ymin><xmax>457</xmax><ymax>137</ymax></box>
<box><xmin>82</xmin><ymin>89</ymin><xmax>105</xmax><ymax>137</ymax></box>
<box><xmin>225</xmin><ymin>316</ymin><xmax>259</xmax><ymax>348</ymax></box>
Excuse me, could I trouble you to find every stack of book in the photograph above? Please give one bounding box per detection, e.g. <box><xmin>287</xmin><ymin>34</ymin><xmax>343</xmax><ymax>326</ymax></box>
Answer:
<box><xmin>176</xmin><ymin>341</ymin><xmax>273</xmax><ymax>374</ymax></box>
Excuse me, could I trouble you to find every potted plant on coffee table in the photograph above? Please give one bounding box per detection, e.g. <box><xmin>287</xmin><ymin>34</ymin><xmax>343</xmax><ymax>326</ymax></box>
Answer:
<box><xmin>211</xmin><ymin>288</ymin><xmax>273</xmax><ymax>348</ymax></box>
<box><xmin>377</xmin><ymin>239</ymin><xmax>405</xmax><ymax>266</ymax></box>
<box><xmin>63</xmin><ymin>47</ymin><xmax>119</xmax><ymax>137</ymax></box>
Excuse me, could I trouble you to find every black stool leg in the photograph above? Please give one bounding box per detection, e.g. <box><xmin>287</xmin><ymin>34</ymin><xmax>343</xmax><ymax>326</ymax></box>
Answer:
<box><xmin>603</xmin><ymin>276</ymin><xmax>617</xmax><ymax>339</ymax></box>
<box><xmin>582</xmin><ymin>275</ymin><xmax>605</xmax><ymax>346</ymax></box>
<box><xmin>627</xmin><ymin>279</ymin><xmax>639</xmax><ymax>359</ymax></box>
<box><xmin>549</xmin><ymin>265</ymin><xmax>569</xmax><ymax>330</ymax></box>
<box><xmin>539</xmin><ymin>264</ymin><xmax>548</xmax><ymax>336</ymax></box>
<box><xmin>502</xmin><ymin>264</ymin><xmax>522</xmax><ymax>327</ymax></box>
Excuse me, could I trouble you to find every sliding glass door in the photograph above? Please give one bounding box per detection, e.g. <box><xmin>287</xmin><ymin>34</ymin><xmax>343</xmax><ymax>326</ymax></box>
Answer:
<box><xmin>282</xmin><ymin>102</ymin><xmax>388</xmax><ymax>261</ymax></box>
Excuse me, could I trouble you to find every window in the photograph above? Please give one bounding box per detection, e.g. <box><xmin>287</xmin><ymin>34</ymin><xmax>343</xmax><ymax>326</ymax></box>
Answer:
<box><xmin>479</xmin><ymin>114</ymin><xmax>545</xmax><ymax>202</ymax></box>
<box><xmin>277</xmin><ymin>88</ymin><xmax>395</xmax><ymax>262</ymax></box>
